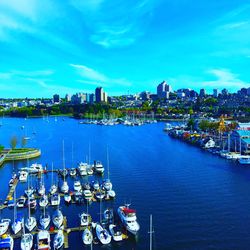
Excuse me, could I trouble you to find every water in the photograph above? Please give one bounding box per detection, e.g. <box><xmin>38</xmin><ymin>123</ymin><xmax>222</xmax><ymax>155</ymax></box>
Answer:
<box><xmin>1</xmin><ymin>117</ymin><xmax>250</xmax><ymax>249</ymax></box>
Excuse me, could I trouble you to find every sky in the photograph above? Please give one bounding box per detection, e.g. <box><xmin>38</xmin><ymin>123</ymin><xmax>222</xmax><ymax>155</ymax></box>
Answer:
<box><xmin>0</xmin><ymin>0</ymin><xmax>249</xmax><ymax>98</ymax></box>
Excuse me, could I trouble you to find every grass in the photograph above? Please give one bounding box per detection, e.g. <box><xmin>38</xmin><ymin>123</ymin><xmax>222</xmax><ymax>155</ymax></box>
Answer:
<box><xmin>9</xmin><ymin>148</ymin><xmax>34</xmax><ymax>154</ymax></box>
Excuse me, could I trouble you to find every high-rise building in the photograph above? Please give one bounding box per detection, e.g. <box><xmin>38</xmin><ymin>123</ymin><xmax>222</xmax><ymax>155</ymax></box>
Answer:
<box><xmin>221</xmin><ymin>88</ymin><xmax>228</xmax><ymax>96</ymax></box>
<box><xmin>199</xmin><ymin>89</ymin><xmax>206</xmax><ymax>97</ymax></box>
<box><xmin>157</xmin><ymin>81</ymin><xmax>171</xmax><ymax>99</ymax></box>
<box><xmin>95</xmin><ymin>87</ymin><xmax>108</xmax><ymax>103</ymax></box>
<box><xmin>65</xmin><ymin>94</ymin><xmax>71</xmax><ymax>102</ymax></box>
<box><xmin>213</xmin><ymin>89</ymin><xmax>218</xmax><ymax>98</ymax></box>
<box><xmin>53</xmin><ymin>94</ymin><xmax>60</xmax><ymax>103</ymax></box>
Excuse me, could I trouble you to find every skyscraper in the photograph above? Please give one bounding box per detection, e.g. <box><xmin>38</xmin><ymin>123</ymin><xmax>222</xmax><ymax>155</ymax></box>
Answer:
<box><xmin>213</xmin><ymin>89</ymin><xmax>218</xmax><ymax>98</ymax></box>
<box><xmin>157</xmin><ymin>81</ymin><xmax>171</xmax><ymax>99</ymax></box>
<box><xmin>199</xmin><ymin>89</ymin><xmax>206</xmax><ymax>97</ymax></box>
<box><xmin>95</xmin><ymin>87</ymin><xmax>108</xmax><ymax>103</ymax></box>
<box><xmin>53</xmin><ymin>94</ymin><xmax>60</xmax><ymax>103</ymax></box>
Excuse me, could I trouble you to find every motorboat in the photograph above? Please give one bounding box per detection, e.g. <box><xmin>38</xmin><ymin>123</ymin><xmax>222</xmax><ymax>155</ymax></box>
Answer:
<box><xmin>51</xmin><ymin>193</ymin><xmax>60</xmax><ymax>206</ymax></box>
<box><xmin>74</xmin><ymin>192</ymin><xmax>83</xmax><ymax>204</ymax></box>
<box><xmin>82</xmin><ymin>227</ymin><xmax>93</xmax><ymax>245</ymax></box>
<box><xmin>0</xmin><ymin>234</ymin><xmax>14</xmax><ymax>250</ymax></box>
<box><xmin>94</xmin><ymin>161</ymin><xmax>104</xmax><ymax>175</ymax></box>
<box><xmin>25</xmin><ymin>216</ymin><xmax>37</xmax><ymax>232</ymax></box>
<box><xmin>60</xmin><ymin>181</ymin><xmax>69</xmax><ymax>194</ymax></box>
<box><xmin>64</xmin><ymin>193</ymin><xmax>72</xmax><ymax>204</ymax></box>
<box><xmin>59</xmin><ymin>169</ymin><xmax>68</xmax><ymax>178</ymax></box>
<box><xmin>17</xmin><ymin>197</ymin><xmax>26</xmax><ymax>208</ymax></box>
<box><xmin>78</xmin><ymin>162</ymin><xmax>88</xmax><ymax>176</ymax></box>
<box><xmin>40</xmin><ymin>212</ymin><xmax>50</xmax><ymax>230</ymax></box>
<box><xmin>239</xmin><ymin>155</ymin><xmax>250</xmax><ymax>165</ymax></box>
<box><xmin>83</xmin><ymin>182</ymin><xmax>91</xmax><ymax>190</ymax></box>
<box><xmin>117</xmin><ymin>205</ymin><xmax>140</xmax><ymax>235</ymax></box>
<box><xmin>28</xmin><ymin>197</ymin><xmax>37</xmax><ymax>210</ymax></box>
<box><xmin>92</xmin><ymin>180</ymin><xmax>99</xmax><ymax>191</ymax></box>
<box><xmin>38</xmin><ymin>184</ymin><xmax>46</xmax><ymax>196</ymax></box>
<box><xmin>19</xmin><ymin>171</ymin><xmax>28</xmax><ymax>182</ymax></box>
<box><xmin>21</xmin><ymin>233</ymin><xmax>33</xmax><ymax>250</ymax></box>
<box><xmin>39</xmin><ymin>195</ymin><xmax>48</xmax><ymax>208</ymax></box>
<box><xmin>53</xmin><ymin>230</ymin><xmax>64</xmax><ymax>249</ymax></box>
<box><xmin>73</xmin><ymin>180</ymin><xmax>82</xmax><ymax>192</ymax></box>
<box><xmin>25</xmin><ymin>187</ymin><xmax>35</xmax><ymax>198</ymax></box>
<box><xmin>49</xmin><ymin>184</ymin><xmax>58</xmax><ymax>195</ymax></box>
<box><xmin>87</xmin><ymin>167</ymin><xmax>93</xmax><ymax>175</ymax></box>
<box><xmin>95</xmin><ymin>223</ymin><xmax>111</xmax><ymax>244</ymax></box>
<box><xmin>83</xmin><ymin>190</ymin><xmax>92</xmax><ymax>201</ymax></box>
<box><xmin>95</xmin><ymin>191</ymin><xmax>105</xmax><ymax>200</ymax></box>
<box><xmin>9</xmin><ymin>173</ymin><xmax>17</xmax><ymax>187</ymax></box>
<box><xmin>11</xmin><ymin>214</ymin><xmax>23</xmax><ymax>235</ymax></box>
<box><xmin>27</xmin><ymin>163</ymin><xmax>43</xmax><ymax>174</ymax></box>
<box><xmin>37</xmin><ymin>230</ymin><xmax>50</xmax><ymax>250</ymax></box>
<box><xmin>52</xmin><ymin>209</ymin><xmax>63</xmax><ymax>229</ymax></box>
<box><xmin>109</xmin><ymin>224</ymin><xmax>123</xmax><ymax>241</ymax></box>
<box><xmin>69</xmin><ymin>168</ymin><xmax>76</xmax><ymax>177</ymax></box>
<box><xmin>0</xmin><ymin>219</ymin><xmax>10</xmax><ymax>236</ymax></box>
<box><xmin>102</xmin><ymin>179</ymin><xmax>112</xmax><ymax>191</ymax></box>
<box><xmin>80</xmin><ymin>213</ymin><xmax>91</xmax><ymax>227</ymax></box>
<box><xmin>107</xmin><ymin>190</ymin><xmax>116</xmax><ymax>199</ymax></box>
<box><xmin>103</xmin><ymin>208</ymin><xmax>113</xmax><ymax>222</ymax></box>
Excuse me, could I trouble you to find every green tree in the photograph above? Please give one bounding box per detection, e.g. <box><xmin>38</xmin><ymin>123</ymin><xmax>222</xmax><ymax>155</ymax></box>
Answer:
<box><xmin>10</xmin><ymin>136</ymin><xmax>18</xmax><ymax>149</ymax></box>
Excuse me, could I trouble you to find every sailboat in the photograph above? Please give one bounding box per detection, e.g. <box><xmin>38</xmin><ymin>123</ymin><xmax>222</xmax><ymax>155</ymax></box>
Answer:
<box><xmin>149</xmin><ymin>214</ymin><xmax>154</xmax><ymax>250</ymax></box>
<box><xmin>103</xmin><ymin>147</ymin><xmax>112</xmax><ymax>191</ymax></box>
<box><xmin>0</xmin><ymin>234</ymin><xmax>14</xmax><ymax>250</ymax></box>
<box><xmin>21</xmin><ymin>224</ymin><xmax>33</xmax><ymax>250</ymax></box>
<box><xmin>0</xmin><ymin>219</ymin><xmax>11</xmax><ymax>236</ymax></box>
<box><xmin>82</xmin><ymin>227</ymin><xmax>93</xmax><ymax>245</ymax></box>
<box><xmin>49</xmin><ymin>163</ymin><xmax>58</xmax><ymax>195</ymax></box>
<box><xmin>52</xmin><ymin>209</ymin><xmax>63</xmax><ymax>229</ymax></box>
<box><xmin>61</xmin><ymin>140</ymin><xmax>69</xmax><ymax>194</ymax></box>
<box><xmin>25</xmin><ymin>195</ymin><xmax>37</xmax><ymax>232</ymax></box>
<box><xmin>69</xmin><ymin>143</ymin><xmax>77</xmax><ymax>177</ymax></box>
<box><xmin>39</xmin><ymin>195</ymin><xmax>49</xmax><ymax>208</ymax></box>
<box><xmin>11</xmin><ymin>190</ymin><xmax>23</xmax><ymax>235</ymax></box>
<box><xmin>40</xmin><ymin>207</ymin><xmax>50</xmax><ymax>230</ymax></box>
<box><xmin>37</xmin><ymin>230</ymin><xmax>50</xmax><ymax>250</ymax></box>
<box><xmin>53</xmin><ymin>229</ymin><xmax>64</xmax><ymax>249</ymax></box>
<box><xmin>38</xmin><ymin>174</ymin><xmax>45</xmax><ymax>196</ymax></box>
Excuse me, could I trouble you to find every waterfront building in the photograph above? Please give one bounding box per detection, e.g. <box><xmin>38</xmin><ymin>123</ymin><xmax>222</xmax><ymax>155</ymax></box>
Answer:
<box><xmin>53</xmin><ymin>94</ymin><xmax>60</xmax><ymax>103</ymax></box>
<box><xmin>95</xmin><ymin>87</ymin><xmax>108</xmax><ymax>103</ymax></box>
<box><xmin>231</xmin><ymin>130</ymin><xmax>250</xmax><ymax>154</ymax></box>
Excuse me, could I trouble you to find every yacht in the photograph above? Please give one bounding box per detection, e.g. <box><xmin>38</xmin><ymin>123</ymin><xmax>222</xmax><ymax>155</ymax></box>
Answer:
<box><xmin>28</xmin><ymin>197</ymin><xmax>37</xmax><ymax>210</ymax></box>
<box><xmin>92</xmin><ymin>180</ymin><xmax>99</xmax><ymax>191</ymax></box>
<box><xmin>40</xmin><ymin>211</ymin><xmax>50</xmax><ymax>230</ymax></box>
<box><xmin>83</xmin><ymin>190</ymin><xmax>92</xmax><ymax>201</ymax></box>
<box><xmin>69</xmin><ymin>168</ymin><xmax>76</xmax><ymax>177</ymax></box>
<box><xmin>52</xmin><ymin>209</ymin><xmax>63</xmax><ymax>229</ymax></box>
<box><xmin>94</xmin><ymin>161</ymin><xmax>104</xmax><ymax>175</ymax></box>
<box><xmin>51</xmin><ymin>193</ymin><xmax>61</xmax><ymax>206</ymax></box>
<box><xmin>80</xmin><ymin>213</ymin><xmax>91</xmax><ymax>227</ymax></box>
<box><xmin>19</xmin><ymin>171</ymin><xmax>28</xmax><ymax>182</ymax></box>
<box><xmin>109</xmin><ymin>224</ymin><xmax>123</xmax><ymax>241</ymax></box>
<box><xmin>17</xmin><ymin>197</ymin><xmax>26</xmax><ymax>208</ymax></box>
<box><xmin>0</xmin><ymin>234</ymin><xmax>14</xmax><ymax>250</ymax></box>
<box><xmin>21</xmin><ymin>233</ymin><xmax>33</xmax><ymax>250</ymax></box>
<box><xmin>87</xmin><ymin>167</ymin><xmax>93</xmax><ymax>175</ymax></box>
<box><xmin>82</xmin><ymin>228</ymin><xmax>93</xmax><ymax>245</ymax></box>
<box><xmin>25</xmin><ymin>196</ymin><xmax>37</xmax><ymax>232</ymax></box>
<box><xmin>25</xmin><ymin>187</ymin><xmax>35</xmax><ymax>198</ymax></box>
<box><xmin>27</xmin><ymin>163</ymin><xmax>43</xmax><ymax>174</ymax></box>
<box><xmin>64</xmin><ymin>193</ymin><xmax>72</xmax><ymax>204</ymax></box>
<box><xmin>9</xmin><ymin>173</ymin><xmax>17</xmax><ymax>187</ymax></box>
<box><xmin>96</xmin><ymin>223</ymin><xmax>111</xmax><ymax>244</ymax></box>
<box><xmin>38</xmin><ymin>183</ymin><xmax>46</xmax><ymax>196</ymax></box>
<box><xmin>83</xmin><ymin>182</ymin><xmax>91</xmax><ymax>190</ymax></box>
<box><xmin>37</xmin><ymin>230</ymin><xmax>50</xmax><ymax>250</ymax></box>
<box><xmin>60</xmin><ymin>181</ymin><xmax>69</xmax><ymax>194</ymax></box>
<box><xmin>103</xmin><ymin>208</ymin><xmax>113</xmax><ymax>222</ymax></box>
<box><xmin>0</xmin><ymin>219</ymin><xmax>10</xmax><ymax>236</ymax></box>
<box><xmin>117</xmin><ymin>204</ymin><xmax>140</xmax><ymax>235</ymax></box>
<box><xmin>102</xmin><ymin>179</ymin><xmax>112</xmax><ymax>191</ymax></box>
<box><xmin>78</xmin><ymin>162</ymin><xmax>88</xmax><ymax>176</ymax></box>
<box><xmin>11</xmin><ymin>214</ymin><xmax>23</xmax><ymax>235</ymax></box>
<box><xmin>39</xmin><ymin>195</ymin><xmax>48</xmax><ymax>208</ymax></box>
<box><xmin>53</xmin><ymin>230</ymin><xmax>64</xmax><ymax>249</ymax></box>
<box><xmin>95</xmin><ymin>191</ymin><xmax>105</xmax><ymax>200</ymax></box>
<box><xmin>107</xmin><ymin>190</ymin><xmax>116</xmax><ymax>199</ymax></box>
<box><xmin>239</xmin><ymin>155</ymin><xmax>250</xmax><ymax>165</ymax></box>
<box><xmin>49</xmin><ymin>184</ymin><xmax>58</xmax><ymax>195</ymax></box>
<box><xmin>73</xmin><ymin>180</ymin><xmax>82</xmax><ymax>192</ymax></box>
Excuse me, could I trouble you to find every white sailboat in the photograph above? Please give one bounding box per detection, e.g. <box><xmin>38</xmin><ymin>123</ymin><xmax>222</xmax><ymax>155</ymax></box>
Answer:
<box><xmin>52</xmin><ymin>209</ymin><xmax>63</xmax><ymax>229</ymax></box>
<box><xmin>39</xmin><ymin>195</ymin><xmax>48</xmax><ymax>208</ymax></box>
<box><xmin>0</xmin><ymin>234</ymin><xmax>14</xmax><ymax>250</ymax></box>
<box><xmin>82</xmin><ymin>227</ymin><xmax>93</xmax><ymax>245</ymax></box>
<box><xmin>74</xmin><ymin>180</ymin><xmax>82</xmax><ymax>192</ymax></box>
<box><xmin>61</xmin><ymin>140</ymin><xmax>69</xmax><ymax>194</ymax></box>
<box><xmin>25</xmin><ymin>196</ymin><xmax>37</xmax><ymax>232</ymax></box>
<box><xmin>38</xmin><ymin>174</ymin><xmax>46</xmax><ymax>196</ymax></box>
<box><xmin>51</xmin><ymin>193</ymin><xmax>60</xmax><ymax>206</ymax></box>
<box><xmin>80</xmin><ymin>213</ymin><xmax>91</xmax><ymax>227</ymax></box>
<box><xmin>109</xmin><ymin>224</ymin><xmax>123</xmax><ymax>242</ymax></box>
<box><xmin>0</xmin><ymin>219</ymin><xmax>11</xmax><ymax>236</ymax></box>
<box><xmin>103</xmin><ymin>147</ymin><xmax>113</xmax><ymax>191</ymax></box>
<box><xmin>11</xmin><ymin>190</ymin><xmax>23</xmax><ymax>235</ymax></box>
<box><xmin>96</xmin><ymin>224</ymin><xmax>111</xmax><ymax>245</ymax></box>
<box><xmin>21</xmin><ymin>224</ymin><xmax>33</xmax><ymax>250</ymax></box>
<box><xmin>40</xmin><ymin>207</ymin><xmax>50</xmax><ymax>230</ymax></box>
<box><xmin>49</xmin><ymin>163</ymin><xmax>58</xmax><ymax>195</ymax></box>
<box><xmin>53</xmin><ymin>229</ymin><xmax>64</xmax><ymax>249</ymax></box>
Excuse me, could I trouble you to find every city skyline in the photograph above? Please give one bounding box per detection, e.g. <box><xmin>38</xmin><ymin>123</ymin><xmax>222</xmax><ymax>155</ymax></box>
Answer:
<box><xmin>0</xmin><ymin>0</ymin><xmax>249</xmax><ymax>98</ymax></box>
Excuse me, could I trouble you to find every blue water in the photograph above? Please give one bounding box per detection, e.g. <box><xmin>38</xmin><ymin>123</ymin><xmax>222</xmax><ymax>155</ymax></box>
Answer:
<box><xmin>1</xmin><ymin>117</ymin><xmax>250</xmax><ymax>249</ymax></box>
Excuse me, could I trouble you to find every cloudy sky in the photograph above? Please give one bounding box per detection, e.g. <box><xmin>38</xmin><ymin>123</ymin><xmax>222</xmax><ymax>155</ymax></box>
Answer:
<box><xmin>0</xmin><ymin>0</ymin><xmax>249</xmax><ymax>97</ymax></box>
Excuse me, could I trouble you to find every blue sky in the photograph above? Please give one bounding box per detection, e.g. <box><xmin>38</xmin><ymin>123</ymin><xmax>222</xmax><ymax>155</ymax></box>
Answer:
<box><xmin>0</xmin><ymin>0</ymin><xmax>249</xmax><ymax>97</ymax></box>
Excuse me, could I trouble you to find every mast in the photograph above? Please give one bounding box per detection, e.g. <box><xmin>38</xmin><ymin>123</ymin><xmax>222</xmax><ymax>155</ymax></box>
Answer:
<box><xmin>63</xmin><ymin>140</ymin><xmax>66</xmax><ymax>183</ymax></box>
<box><xmin>107</xmin><ymin>146</ymin><xmax>110</xmax><ymax>180</ymax></box>
<box><xmin>51</xmin><ymin>162</ymin><xmax>54</xmax><ymax>186</ymax></box>
<box><xmin>149</xmin><ymin>214</ymin><xmax>154</xmax><ymax>250</ymax></box>
<box><xmin>71</xmin><ymin>142</ymin><xmax>74</xmax><ymax>168</ymax></box>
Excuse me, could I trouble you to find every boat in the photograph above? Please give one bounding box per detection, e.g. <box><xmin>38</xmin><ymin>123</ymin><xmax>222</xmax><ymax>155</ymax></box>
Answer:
<box><xmin>40</xmin><ymin>209</ymin><xmax>50</xmax><ymax>230</ymax></box>
<box><xmin>83</xmin><ymin>182</ymin><xmax>91</xmax><ymax>190</ymax></box>
<box><xmin>12</xmin><ymin>191</ymin><xmax>23</xmax><ymax>235</ymax></box>
<box><xmin>95</xmin><ymin>191</ymin><xmax>105</xmax><ymax>200</ymax></box>
<box><xmin>83</xmin><ymin>190</ymin><xmax>92</xmax><ymax>201</ymax></box>
<box><xmin>49</xmin><ymin>163</ymin><xmax>58</xmax><ymax>195</ymax></box>
<box><xmin>27</xmin><ymin>163</ymin><xmax>43</xmax><ymax>174</ymax></box>
<box><xmin>60</xmin><ymin>140</ymin><xmax>69</xmax><ymax>194</ymax></box>
<box><xmin>103</xmin><ymin>179</ymin><xmax>112</xmax><ymax>191</ymax></box>
<box><xmin>38</xmin><ymin>182</ymin><xmax>46</xmax><ymax>196</ymax></box>
<box><xmin>59</xmin><ymin>169</ymin><xmax>68</xmax><ymax>178</ymax></box>
<box><xmin>17</xmin><ymin>197</ymin><xmax>26</xmax><ymax>208</ymax></box>
<box><xmin>94</xmin><ymin>161</ymin><xmax>104</xmax><ymax>174</ymax></box>
<box><xmin>37</xmin><ymin>230</ymin><xmax>51</xmax><ymax>250</ymax></box>
<box><xmin>78</xmin><ymin>162</ymin><xmax>88</xmax><ymax>176</ymax></box>
<box><xmin>239</xmin><ymin>155</ymin><xmax>250</xmax><ymax>165</ymax></box>
<box><xmin>0</xmin><ymin>219</ymin><xmax>10</xmax><ymax>236</ymax></box>
<box><xmin>64</xmin><ymin>193</ymin><xmax>72</xmax><ymax>204</ymax></box>
<box><xmin>107</xmin><ymin>190</ymin><xmax>116</xmax><ymax>199</ymax></box>
<box><xmin>52</xmin><ymin>209</ymin><xmax>63</xmax><ymax>229</ymax></box>
<box><xmin>95</xmin><ymin>223</ymin><xmax>111</xmax><ymax>244</ymax></box>
<box><xmin>28</xmin><ymin>197</ymin><xmax>37</xmax><ymax>210</ymax></box>
<box><xmin>109</xmin><ymin>224</ymin><xmax>123</xmax><ymax>241</ymax></box>
<box><xmin>87</xmin><ymin>167</ymin><xmax>93</xmax><ymax>175</ymax></box>
<box><xmin>92</xmin><ymin>180</ymin><xmax>99</xmax><ymax>191</ymax></box>
<box><xmin>21</xmin><ymin>233</ymin><xmax>33</xmax><ymax>250</ymax></box>
<box><xmin>25</xmin><ymin>187</ymin><xmax>35</xmax><ymax>198</ymax></box>
<box><xmin>39</xmin><ymin>195</ymin><xmax>48</xmax><ymax>208</ymax></box>
<box><xmin>103</xmin><ymin>208</ymin><xmax>113</xmax><ymax>222</ymax></box>
<box><xmin>25</xmin><ymin>214</ymin><xmax>37</xmax><ymax>232</ymax></box>
<box><xmin>51</xmin><ymin>193</ymin><xmax>60</xmax><ymax>206</ymax></box>
<box><xmin>74</xmin><ymin>192</ymin><xmax>83</xmax><ymax>204</ymax></box>
<box><xmin>0</xmin><ymin>234</ymin><xmax>14</xmax><ymax>250</ymax></box>
<box><xmin>80</xmin><ymin>213</ymin><xmax>91</xmax><ymax>227</ymax></box>
<box><xmin>53</xmin><ymin>230</ymin><xmax>64</xmax><ymax>249</ymax></box>
<box><xmin>8</xmin><ymin>173</ymin><xmax>17</xmax><ymax>187</ymax></box>
<box><xmin>19</xmin><ymin>171</ymin><xmax>28</xmax><ymax>182</ymax></box>
<box><xmin>117</xmin><ymin>204</ymin><xmax>140</xmax><ymax>235</ymax></box>
<box><xmin>82</xmin><ymin>227</ymin><xmax>93</xmax><ymax>245</ymax></box>
<box><xmin>73</xmin><ymin>180</ymin><xmax>82</xmax><ymax>192</ymax></box>
<box><xmin>69</xmin><ymin>168</ymin><xmax>76</xmax><ymax>177</ymax></box>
